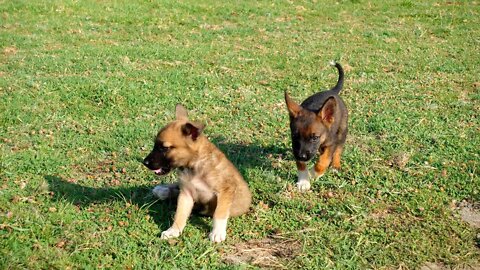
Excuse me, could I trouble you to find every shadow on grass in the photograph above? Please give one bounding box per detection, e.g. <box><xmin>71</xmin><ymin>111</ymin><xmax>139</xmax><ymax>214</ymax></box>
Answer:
<box><xmin>44</xmin><ymin>175</ymin><xmax>210</xmax><ymax>234</ymax></box>
<box><xmin>210</xmin><ymin>136</ymin><xmax>290</xmax><ymax>181</ymax></box>
<box><xmin>45</xmin><ymin>139</ymin><xmax>291</xmax><ymax>233</ymax></box>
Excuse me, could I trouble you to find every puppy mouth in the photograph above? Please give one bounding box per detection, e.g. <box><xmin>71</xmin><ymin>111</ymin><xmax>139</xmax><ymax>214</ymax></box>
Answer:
<box><xmin>153</xmin><ymin>167</ymin><xmax>170</xmax><ymax>176</ymax></box>
<box><xmin>294</xmin><ymin>153</ymin><xmax>312</xmax><ymax>162</ymax></box>
<box><xmin>153</xmin><ymin>168</ymin><xmax>163</xmax><ymax>175</ymax></box>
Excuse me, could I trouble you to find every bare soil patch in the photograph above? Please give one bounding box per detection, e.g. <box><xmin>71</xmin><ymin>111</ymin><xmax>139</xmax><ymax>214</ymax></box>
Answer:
<box><xmin>456</xmin><ymin>201</ymin><xmax>480</xmax><ymax>229</ymax></box>
<box><xmin>420</xmin><ymin>262</ymin><xmax>480</xmax><ymax>270</ymax></box>
<box><xmin>223</xmin><ymin>236</ymin><xmax>302</xmax><ymax>269</ymax></box>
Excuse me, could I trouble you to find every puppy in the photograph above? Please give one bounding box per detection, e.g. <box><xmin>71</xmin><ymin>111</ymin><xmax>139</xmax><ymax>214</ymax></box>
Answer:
<box><xmin>284</xmin><ymin>62</ymin><xmax>348</xmax><ymax>192</ymax></box>
<box><xmin>143</xmin><ymin>104</ymin><xmax>252</xmax><ymax>242</ymax></box>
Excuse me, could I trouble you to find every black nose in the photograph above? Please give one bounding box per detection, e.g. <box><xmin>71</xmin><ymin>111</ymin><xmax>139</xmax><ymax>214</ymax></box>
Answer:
<box><xmin>142</xmin><ymin>158</ymin><xmax>150</xmax><ymax>167</ymax></box>
<box><xmin>299</xmin><ymin>153</ymin><xmax>307</xmax><ymax>160</ymax></box>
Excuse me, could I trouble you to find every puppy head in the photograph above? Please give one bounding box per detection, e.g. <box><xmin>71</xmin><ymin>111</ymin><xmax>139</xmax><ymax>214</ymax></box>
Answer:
<box><xmin>143</xmin><ymin>104</ymin><xmax>205</xmax><ymax>175</ymax></box>
<box><xmin>285</xmin><ymin>92</ymin><xmax>337</xmax><ymax>162</ymax></box>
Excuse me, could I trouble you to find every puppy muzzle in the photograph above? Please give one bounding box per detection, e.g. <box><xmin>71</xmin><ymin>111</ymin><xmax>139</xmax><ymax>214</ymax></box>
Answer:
<box><xmin>142</xmin><ymin>159</ymin><xmax>171</xmax><ymax>175</ymax></box>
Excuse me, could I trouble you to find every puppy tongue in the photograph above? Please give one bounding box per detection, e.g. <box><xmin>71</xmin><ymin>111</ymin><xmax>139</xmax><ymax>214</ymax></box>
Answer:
<box><xmin>153</xmin><ymin>168</ymin><xmax>162</xmax><ymax>174</ymax></box>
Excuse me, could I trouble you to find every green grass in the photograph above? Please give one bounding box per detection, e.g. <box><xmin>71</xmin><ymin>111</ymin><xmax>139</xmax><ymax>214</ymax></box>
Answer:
<box><xmin>1</xmin><ymin>0</ymin><xmax>479</xmax><ymax>268</ymax></box>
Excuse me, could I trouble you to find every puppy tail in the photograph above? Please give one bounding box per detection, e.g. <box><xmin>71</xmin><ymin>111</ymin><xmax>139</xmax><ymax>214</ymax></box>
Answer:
<box><xmin>329</xmin><ymin>61</ymin><xmax>344</xmax><ymax>95</ymax></box>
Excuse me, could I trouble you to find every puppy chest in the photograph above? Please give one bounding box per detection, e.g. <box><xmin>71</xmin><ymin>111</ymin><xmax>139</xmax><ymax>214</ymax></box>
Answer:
<box><xmin>182</xmin><ymin>177</ymin><xmax>215</xmax><ymax>202</ymax></box>
<box><xmin>190</xmin><ymin>178</ymin><xmax>213</xmax><ymax>193</ymax></box>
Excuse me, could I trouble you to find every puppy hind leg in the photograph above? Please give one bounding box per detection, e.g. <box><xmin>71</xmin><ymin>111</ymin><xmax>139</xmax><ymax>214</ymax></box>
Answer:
<box><xmin>152</xmin><ymin>183</ymin><xmax>180</xmax><ymax>200</ymax></box>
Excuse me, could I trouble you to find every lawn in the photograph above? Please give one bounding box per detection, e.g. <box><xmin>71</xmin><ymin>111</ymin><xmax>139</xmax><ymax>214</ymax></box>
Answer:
<box><xmin>1</xmin><ymin>0</ymin><xmax>479</xmax><ymax>268</ymax></box>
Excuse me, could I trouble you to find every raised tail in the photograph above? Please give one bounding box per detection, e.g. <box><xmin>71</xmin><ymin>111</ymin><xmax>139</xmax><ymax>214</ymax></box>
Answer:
<box><xmin>329</xmin><ymin>61</ymin><xmax>344</xmax><ymax>94</ymax></box>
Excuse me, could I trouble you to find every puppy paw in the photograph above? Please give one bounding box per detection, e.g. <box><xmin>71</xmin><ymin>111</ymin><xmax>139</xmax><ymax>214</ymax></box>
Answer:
<box><xmin>209</xmin><ymin>218</ymin><xmax>227</xmax><ymax>243</ymax></box>
<box><xmin>160</xmin><ymin>227</ymin><xmax>181</xmax><ymax>239</ymax></box>
<box><xmin>309</xmin><ymin>167</ymin><xmax>325</xmax><ymax>179</ymax></box>
<box><xmin>209</xmin><ymin>228</ymin><xmax>227</xmax><ymax>243</ymax></box>
<box><xmin>297</xmin><ymin>180</ymin><xmax>311</xmax><ymax>192</ymax></box>
<box><xmin>152</xmin><ymin>185</ymin><xmax>171</xmax><ymax>200</ymax></box>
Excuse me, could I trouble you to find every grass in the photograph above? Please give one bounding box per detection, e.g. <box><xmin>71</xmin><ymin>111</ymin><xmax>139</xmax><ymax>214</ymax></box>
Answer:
<box><xmin>1</xmin><ymin>0</ymin><xmax>479</xmax><ymax>268</ymax></box>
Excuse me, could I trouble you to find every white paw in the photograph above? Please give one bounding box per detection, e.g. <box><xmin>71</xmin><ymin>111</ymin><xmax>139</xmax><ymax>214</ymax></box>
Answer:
<box><xmin>297</xmin><ymin>180</ymin><xmax>311</xmax><ymax>192</ymax></box>
<box><xmin>209</xmin><ymin>228</ymin><xmax>227</xmax><ymax>243</ymax></box>
<box><xmin>152</xmin><ymin>185</ymin><xmax>170</xmax><ymax>200</ymax></box>
<box><xmin>309</xmin><ymin>167</ymin><xmax>324</xmax><ymax>179</ymax></box>
<box><xmin>160</xmin><ymin>227</ymin><xmax>180</xmax><ymax>239</ymax></box>
<box><xmin>209</xmin><ymin>218</ymin><xmax>227</xmax><ymax>243</ymax></box>
<box><xmin>297</xmin><ymin>169</ymin><xmax>309</xmax><ymax>181</ymax></box>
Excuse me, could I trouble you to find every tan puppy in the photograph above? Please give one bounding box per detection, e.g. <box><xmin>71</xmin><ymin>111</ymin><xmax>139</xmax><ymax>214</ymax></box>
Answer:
<box><xmin>143</xmin><ymin>104</ymin><xmax>252</xmax><ymax>242</ymax></box>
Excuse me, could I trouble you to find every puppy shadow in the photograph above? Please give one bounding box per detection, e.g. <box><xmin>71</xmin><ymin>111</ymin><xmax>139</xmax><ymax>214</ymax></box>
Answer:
<box><xmin>44</xmin><ymin>175</ymin><xmax>211</xmax><ymax>234</ymax></box>
<box><xmin>209</xmin><ymin>136</ymin><xmax>290</xmax><ymax>181</ymax></box>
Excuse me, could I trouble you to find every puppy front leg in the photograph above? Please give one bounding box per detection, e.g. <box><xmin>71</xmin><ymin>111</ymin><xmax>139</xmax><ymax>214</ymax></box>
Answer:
<box><xmin>331</xmin><ymin>144</ymin><xmax>344</xmax><ymax>172</ymax></box>
<box><xmin>296</xmin><ymin>161</ymin><xmax>310</xmax><ymax>192</ymax></box>
<box><xmin>311</xmin><ymin>146</ymin><xmax>333</xmax><ymax>178</ymax></box>
<box><xmin>209</xmin><ymin>189</ymin><xmax>234</xmax><ymax>242</ymax></box>
<box><xmin>161</xmin><ymin>190</ymin><xmax>194</xmax><ymax>239</ymax></box>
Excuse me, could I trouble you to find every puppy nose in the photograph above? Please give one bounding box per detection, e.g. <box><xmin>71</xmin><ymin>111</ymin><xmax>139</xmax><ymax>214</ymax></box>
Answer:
<box><xmin>299</xmin><ymin>153</ymin><xmax>307</xmax><ymax>160</ymax></box>
<box><xmin>143</xmin><ymin>159</ymin><xmax>150</xmax><ymax>166</ymax></box>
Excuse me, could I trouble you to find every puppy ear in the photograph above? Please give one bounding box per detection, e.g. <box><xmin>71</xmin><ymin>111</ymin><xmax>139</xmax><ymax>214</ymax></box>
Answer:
<box><xmin>319</xmin><ymin>97</ymin><xmax>337</xmax><ymax>127</ymax></box>
<box><xmin>285</xmin><ymin>91</ymin><xmax>302</xmax><ymax>117</ymax></box>
<box><xmin>175</xmin><ymin>104</ymin><xmax>189</xmax><ymax>120</ymax></box>
<box><xmin>181</xmin><ymin>122</ymin><xmax>205</xmax><ymax>141</ymax></box>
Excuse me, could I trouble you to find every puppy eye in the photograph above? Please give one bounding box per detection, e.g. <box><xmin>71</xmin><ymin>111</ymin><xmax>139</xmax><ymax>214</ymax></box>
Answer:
<box><xmin>161</xmin><ymin>146</ymin><xmax>172</xmax><ymax>151</ymax></box>
<box><xmin>154</xmin><ymin>144</ymin><xmax>170</xmax><ymax>152</ymax></box>
<box><xmin>311</xmin><ymin>135</ymin><xmax>320</xmax><ymax>142</ymax></box>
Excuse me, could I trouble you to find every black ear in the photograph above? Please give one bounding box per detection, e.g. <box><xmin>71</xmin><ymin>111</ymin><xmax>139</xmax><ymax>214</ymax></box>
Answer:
<box><xmin>181</xmin><ymin>122</ymin><xmax>205</xmax><ymax>141</ymax></box>
<box><xmin>319</xmin><ymin>97</ymin><xmax>337</xmax><ymax>127</ymax></box>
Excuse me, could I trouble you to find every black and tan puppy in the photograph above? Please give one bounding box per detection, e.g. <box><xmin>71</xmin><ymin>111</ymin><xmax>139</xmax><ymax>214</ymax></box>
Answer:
<box><xmin>284</xmin><ymin>62</ymin><xmax>348</xmax><ymax>191</ymax></box>
<box><xmin>143</xmin><ymin>104</ymin><xmax>252</xmax><ymax>242</ymax></box>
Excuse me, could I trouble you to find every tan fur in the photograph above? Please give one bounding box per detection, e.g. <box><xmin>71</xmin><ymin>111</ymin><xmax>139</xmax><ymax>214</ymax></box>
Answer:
<box><xmin>155</xmin><ymin>109</ymin><xmax>251</xmax><ymax>240</ymax></box>
<box><xmin>313</xmin><ymin>146</ymin><xmax>333</xmax><ymax>176</ymax></box>
<box><xmin>331</xmin><ymin>145</ymin><xmax>343</xmax><ymax>170</ymax></box>
<box><xmin>296</xmin><ymin>161</ymin><xmax>307</xmax><ymax>171</ymax></box>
